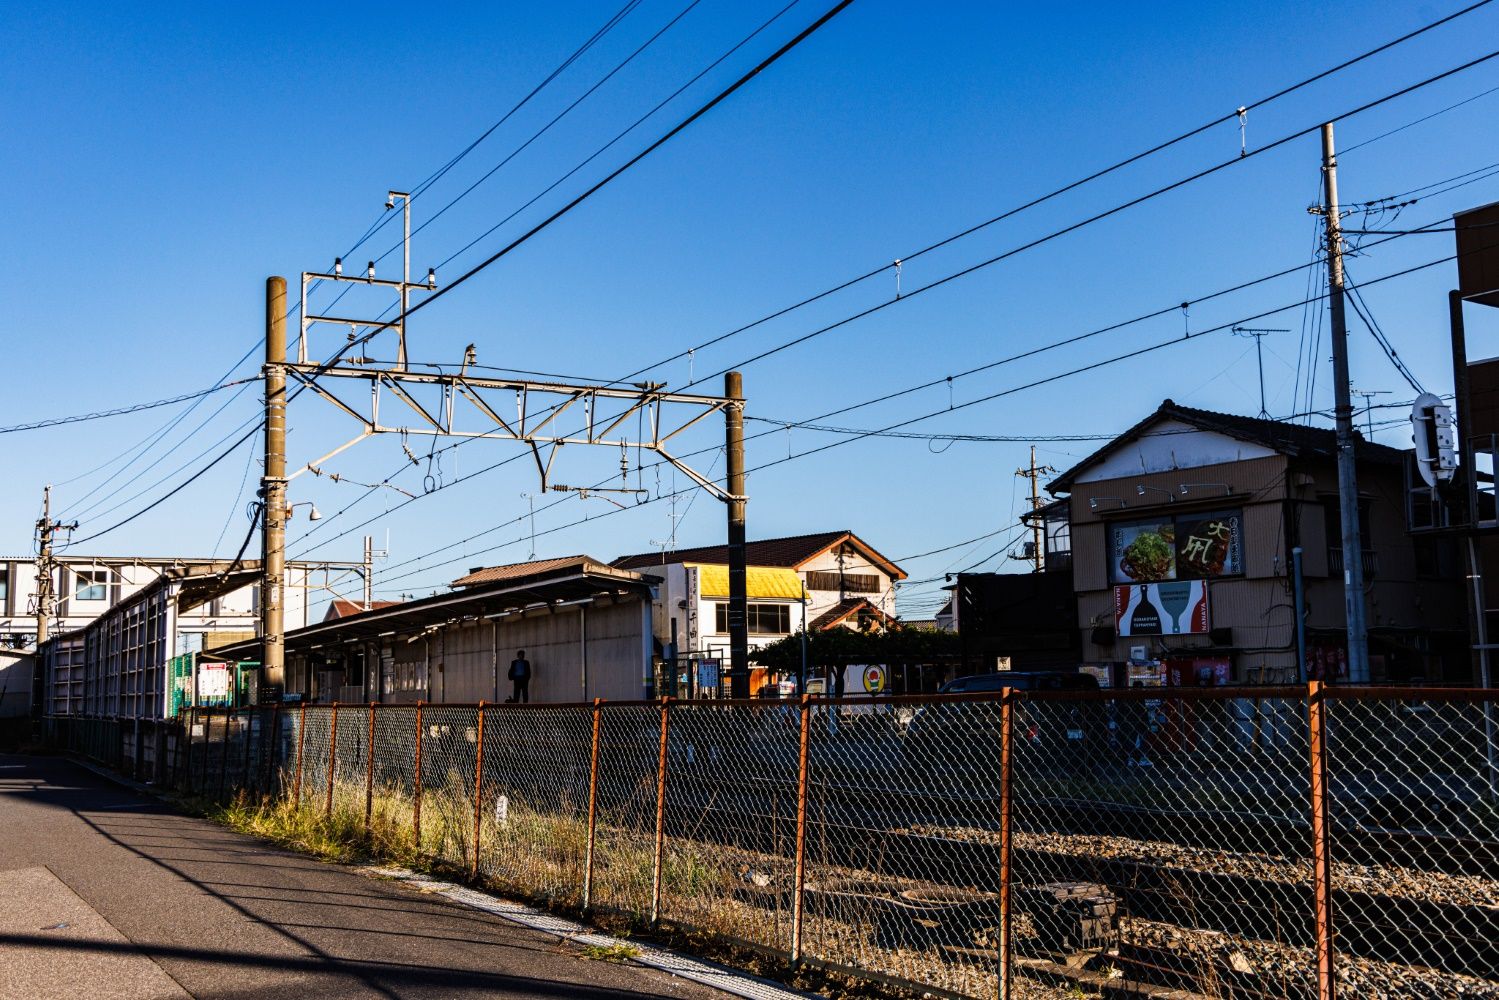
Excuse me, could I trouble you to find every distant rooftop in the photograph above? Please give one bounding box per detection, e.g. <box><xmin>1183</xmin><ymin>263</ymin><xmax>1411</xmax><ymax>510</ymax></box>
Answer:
<box><xmin>1048</xmin><ymin>398</ymin><xmax>1404</xmax><ymax>493</ymax></box>
<box><xmin>612</xmin><ymin>530</ymin><xmax>906</xmax><ymax>580</ymax></box>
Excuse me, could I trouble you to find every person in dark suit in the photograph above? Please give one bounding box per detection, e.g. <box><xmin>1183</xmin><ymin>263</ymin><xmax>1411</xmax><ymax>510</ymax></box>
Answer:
<box><xmin>508</xmin><ymin>650</ymin><xmax>532</xmax><ymax>704</ymax></box>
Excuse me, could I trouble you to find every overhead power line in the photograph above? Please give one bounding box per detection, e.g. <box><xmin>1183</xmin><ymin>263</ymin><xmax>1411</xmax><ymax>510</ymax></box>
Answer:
<box><xmin>598</xmin><ymin>0</ymin><xmax>1499</xmax><ymax>387</ymax></box>
<box><xmin>365</xmin><ymin>246</ymin><xmax>1471</xmax><ymax>593</ymax></box>
<box><xmin>683</xmin><ymin>44</ymin><xmax>1499</xmax><ymax>389</ymax></box>
<box><xmin>0</xmin><ymin>377</ymin><xmax>257</xmax><ymax>435</ymax></box>
<box><xmin>299</xmin><ymin>0</ymin><xmax>853</xmax><ymax>362</ymax></box>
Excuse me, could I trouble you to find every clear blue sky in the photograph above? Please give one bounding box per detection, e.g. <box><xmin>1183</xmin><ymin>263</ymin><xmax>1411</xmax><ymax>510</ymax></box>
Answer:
<box><xmin>5</xmin><ymin>0</ymin><xmax>1499</xmax><ymax>617</ymax></box>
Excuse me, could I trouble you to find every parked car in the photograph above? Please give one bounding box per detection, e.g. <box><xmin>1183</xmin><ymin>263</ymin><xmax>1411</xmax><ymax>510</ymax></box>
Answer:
<box><xmin>902</xmin><ymin>671</ymin><xmax>1105</xmax><ymax>784</ymax></box>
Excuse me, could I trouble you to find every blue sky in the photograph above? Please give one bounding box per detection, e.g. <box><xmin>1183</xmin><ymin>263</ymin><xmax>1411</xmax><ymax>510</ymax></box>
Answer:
<box><xmin>6</xmin><ymin>1</ymin><xmax>1499</xmax><ymax>617</ymax></box>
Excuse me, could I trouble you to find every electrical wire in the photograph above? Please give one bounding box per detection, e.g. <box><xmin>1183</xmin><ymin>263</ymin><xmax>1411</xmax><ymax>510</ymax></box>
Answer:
<box><xmin>365</xmin><ymin>246</ymin><xmax>1472</xmax><ymax>594</ymax></box>
<box><xmin>0</xmin><ymin>377</ymin><xmax>257</xmax><ymax>435</ymax></box>
<box><xmin>301</xmin><ymin>24</ymin><xmax>1499</xmax><ymax>575</ymax></box>
<box><xmin>1344</xmin><ymin>269</ymin><xmax>1426</xmax><ymax>393</ymax></box>
<box><xmin>324</xmin><ymin>0</ymin><xmax>852</xmax><ymax>350</ymax></box>
<box><xmin>683</xmin><ymin>44</ymin><xmax>1499</xmax><ymax>390</ymax></box>
<box><xmin>364</xmin><ymin>0</ymin><xmax>708</xmax><ymax>272</ymax></box>
<box><xmin>587</xmin><ymin>0</ymin><xmax>1499</xmax><ymax>390</ymax></box>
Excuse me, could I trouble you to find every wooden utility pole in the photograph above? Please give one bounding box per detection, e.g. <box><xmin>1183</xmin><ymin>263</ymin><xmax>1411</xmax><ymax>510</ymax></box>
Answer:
<box><xmin>1320</xmin><ymin>123</ymin><xmax>1370</xmax><ymax>683</ymax></box>
<box><xmin>725</xmin><ymin>371</ymin><xmax>749</xmax><ymax>698</ymax></box>
<box><xmin>1014</xmin><ymin>447</ymin><xmax>1057</xmax><ymax>573</ymax></box>
<box><xmin>261</xmin><ymin>277</ymin><xmax>289</xmax><ymax>695</ymax></box>
<box><xmin>34</xmin><ymin>485</ymin><xmax>76</xmax><ymax>646</ymax></box>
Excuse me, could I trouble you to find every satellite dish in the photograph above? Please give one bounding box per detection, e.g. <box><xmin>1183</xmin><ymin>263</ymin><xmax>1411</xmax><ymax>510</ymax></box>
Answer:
<box><xmin>1411</xmin><ymin>392</ymin><xmax>1456</xmax><ymax>488</ymax></box>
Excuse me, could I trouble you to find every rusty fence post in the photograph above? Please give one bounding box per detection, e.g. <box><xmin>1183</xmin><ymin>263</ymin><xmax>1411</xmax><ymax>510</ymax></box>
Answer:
<box><xmin>650</xmin><ymin>697</ymin><xmax>671</xmax><ymax>926</ymax></box>
<box><xmin>325</xmin><ymin>702</ymin><xmax>340</xmax><ymax>816</ymax></box>
<box><xmin>218</xmin><ymin>708</ymin><xmax>231</xmax><ymax>803</ymax></box>
<box><xmin>1307</xmin><ymin>680</ymin><xmax>1336</xmax><ymax>1000</ymax></box>
<box><xmin>471</xmin><ymin>702</ymin><xmax>487</xmax><ymax>880</ymax></box>
<box><xmin>998</xmin><ymin>688</ymin><xmax>1016</xmax><ymax>1000</ymax></box>
<box><xmin>365</xmin><ymin>702</ymin><xmax>377</xmax><ymax>833</ymax></box>
<box><xmin>583</xmin><ymin>698</ymin><xmax>603</xmax><ymax>912</ymax></box>
<box><xmin>790</xmin><ymin>693</ymin><xmax>813</xmax><ymax>965</ymax></box>
<box><xmin>293</xmin><ymin>702</ymin><xmax>307</xmax><ymax>809</ymax></box>
<box><xmin>413</xmin><ymin>700</ymin><xmax>425</xmax><ymax>851</ymax></box>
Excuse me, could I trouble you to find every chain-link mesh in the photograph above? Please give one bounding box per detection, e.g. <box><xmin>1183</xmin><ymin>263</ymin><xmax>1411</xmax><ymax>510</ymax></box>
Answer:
<box><xmin>296</xmin><ymin>706</ymin><xmax>333</xmax><ymax>812</ymax></box>
<box><xmin>590</xmin><ymin>704</ymin><xmax>662</xmax><ymax>918</ymax></box>
<box><xmin>804</xmin><ymin>697</ymin><xmax>1006</xmax><ymax>998</ymax></box>
<box><xmin>1010</xmin><ymin>691</ymin><xmax>1316</xmax><ymax>999</ymax></box>
<box><xmin>660</xmin><ymin>701</ymin><xmax>800</xmax><ymax>950</ymax></box>
<box><xmin>46</xmin><ymin>687</ymin><xmax>1499</xmax><ymax>999</ymax></box>
<box><xmin>415</xmin><ymin>704</ymin><xmax>480</xmax><ymax>870</ymax></box>
<box><xmin>1325</xmin><ymin>692</ymin><xmax>1499</xmax><ymax>999</ymax></box>
<box><xmin>476</xmin><ymin>705</ymin><xmax>594</xmax><ymax>908</ymax></box>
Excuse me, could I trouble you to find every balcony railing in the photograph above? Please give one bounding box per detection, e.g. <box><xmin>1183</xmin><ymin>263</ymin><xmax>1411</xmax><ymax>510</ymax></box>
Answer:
<box><xmin>1327</xmin><ymin>547</ymin><xmax>1380</xmax><ymax>580</ymax></box>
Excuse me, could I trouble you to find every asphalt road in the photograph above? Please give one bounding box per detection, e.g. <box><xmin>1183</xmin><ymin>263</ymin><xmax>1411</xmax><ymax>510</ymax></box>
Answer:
<box><xmin>0</xmin><ymin>753</ymin><xmax>734</xmax><ymax>1000</ymax></box>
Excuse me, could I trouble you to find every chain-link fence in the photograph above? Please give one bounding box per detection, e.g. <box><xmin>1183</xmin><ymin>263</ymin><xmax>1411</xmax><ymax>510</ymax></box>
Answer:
<box><xmin>48</xmin><ymin>684</ymin><xmax>1499</xmax><ymax>1000</ymax></box>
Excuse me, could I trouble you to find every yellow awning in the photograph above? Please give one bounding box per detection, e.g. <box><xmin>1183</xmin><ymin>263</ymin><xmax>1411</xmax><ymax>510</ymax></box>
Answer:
<box><xmin>689</xmin><ymin>563</ymin><xmax>805</xmax><ymax>600</ymax></box>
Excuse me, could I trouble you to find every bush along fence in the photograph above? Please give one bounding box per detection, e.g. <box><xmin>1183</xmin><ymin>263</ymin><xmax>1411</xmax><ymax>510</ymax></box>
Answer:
<box><xmin>45</xmin><ymin>683</ymin><xmax>1499</xmax><ymax>1000</ymax></box>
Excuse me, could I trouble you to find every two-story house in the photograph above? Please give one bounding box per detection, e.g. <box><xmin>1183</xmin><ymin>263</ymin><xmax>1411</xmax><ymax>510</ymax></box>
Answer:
<box><xmin>1043</xmin><ymin>400</ymin><xmax>1467</xmax><ymax>685</ymax></box>
<box><xmin>611</xmin><ymin>530</ymin><xmax>906</xmax><ymax>691</ymax></box>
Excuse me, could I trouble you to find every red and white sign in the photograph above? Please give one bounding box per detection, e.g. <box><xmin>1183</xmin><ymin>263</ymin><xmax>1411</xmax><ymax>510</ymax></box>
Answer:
<box><xmin>1114</xmin><ymin>581</ymin><xmax>1209</xmax><ymax>637</ymax></box>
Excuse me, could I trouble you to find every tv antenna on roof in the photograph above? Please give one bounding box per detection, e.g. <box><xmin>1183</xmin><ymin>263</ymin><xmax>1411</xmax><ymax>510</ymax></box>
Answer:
<box><xmin>1232</xmin><ymin>327</ymin><xmax>1290</xmax><ymax>419</ymax></box>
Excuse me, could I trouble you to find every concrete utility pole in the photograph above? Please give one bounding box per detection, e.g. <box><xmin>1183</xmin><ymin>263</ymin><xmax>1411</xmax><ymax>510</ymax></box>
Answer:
<box><xmin>1320</xmin><ymin>123</ymin><xmax>1371</xmax><ymax>683</ymax></box>
<box><xmin>34</xmin><ymin>485</ymin><xmax>77</xmax><ymax>647</ymax></box>
<box><xmin>1015</xmin><ymin>446</ymin><xmax>1057</xmax><ymax>573</ymax></box>
<box><xmin>261</xmin><ymin>277</ymin><xmax>289</xmax><ymax>696</ymax></box>
<box><xmin>725</xmin><ymin>371</ymin><xmax>749</xmax><ymax>699</ymax></box>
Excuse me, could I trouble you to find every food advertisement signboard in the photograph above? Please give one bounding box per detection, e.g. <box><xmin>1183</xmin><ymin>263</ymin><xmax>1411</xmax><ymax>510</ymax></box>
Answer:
<box><xmin>1175</xmin><ymin>510</ymin><xmax>1242</xmax><ymax>578</ymax></box>
<box><xmin>1110</xmin><ymin>518</ymin><xmax>1175</xmax><ymax>584</ymax></box>
<box><xmin>1110</xmin><ymin>510</ymin><xmax>1243</xmax><ymax>584</ymax></box>
<box><xmin>1114</xmin><ymin>580</ymin><xmax>1209</xmax><ymax>636</ymax></box>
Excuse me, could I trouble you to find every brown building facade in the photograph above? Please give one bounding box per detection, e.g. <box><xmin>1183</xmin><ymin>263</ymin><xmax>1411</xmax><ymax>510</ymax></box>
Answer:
<box><xmin>1047</xmin><ymin>400</ymin><xmax>1467</xmax><ymax>685</ymax></box>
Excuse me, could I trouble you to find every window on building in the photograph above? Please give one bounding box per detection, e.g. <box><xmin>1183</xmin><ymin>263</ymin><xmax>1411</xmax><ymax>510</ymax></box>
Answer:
<box><xmin>714</xmin><ymin>602</ymin><xmax>791</xmax><ymax>635</ymax></box>
<box><xmin>804</xmin><ymin>570</ymin><xmax>880</xmax><ymax>593</ymax></box>
<box><xmin>74</xmin><ymin>570</ymin><xmax>108</xmax><ymax>602</ymax></box>
<box><xmin>0</xmin><ymin>569</ymin><xmax>8</xmax><ymax>605</ymax></box>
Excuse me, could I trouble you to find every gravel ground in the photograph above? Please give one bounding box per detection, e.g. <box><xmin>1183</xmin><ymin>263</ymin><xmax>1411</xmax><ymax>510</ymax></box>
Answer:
<box><xmin>1120</xmin><ymin>916</ymin><xmax>1499</xmax><ymax>1000</ymax></box>
<box><xmin>897</xmin><ymin>823</ymin><xmax>1499</xmax><ymax>909</ymax></box>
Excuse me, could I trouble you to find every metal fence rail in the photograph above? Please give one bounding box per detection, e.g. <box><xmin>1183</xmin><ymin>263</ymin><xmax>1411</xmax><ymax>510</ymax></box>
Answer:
<box><xmin>49</xmin><ymin>684</ymin><xmax>1499</xmax><ymax>1000</ymax></box>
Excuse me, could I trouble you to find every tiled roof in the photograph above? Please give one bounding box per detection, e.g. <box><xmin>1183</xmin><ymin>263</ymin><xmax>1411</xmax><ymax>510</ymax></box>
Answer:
<box><xmin>1048</xmin><ymin>398</ymin><xmax>1406</xmax><ymax>493</ymax></box>
<box><xmin>612</xmin><ymin>530</ymin><xmax>906</xmax><ymax>580</ymax></box>
<box><xmin>324</xmin><ymin>599</ymin><xmax>402</xmax><ymax>621</ymax></box>
<box><xmin>450</xmin><ymin>556</ymin><xmax>606</xmax><ymax>588</ymax></box>
<box><xmin>810</xmin><ymin>597</ymin><xmax>894</xmax><ymax>631</ymax></box>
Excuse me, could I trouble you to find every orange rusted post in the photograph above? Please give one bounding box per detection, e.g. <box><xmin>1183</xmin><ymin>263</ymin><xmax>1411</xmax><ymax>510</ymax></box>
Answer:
<box><xmin>471</xmin><ymin>702</ymin><xmax>486</xmax><ymax>880</ymax></box>
<box><xmin>293</xmin><ymin>702</ymin><xmax>307</xmax><ymax>809</ymax></box>
<box><xmin>998</xmin><ymin>687</ymin><xmax>1015</xmax><ymax>1000</ymax></box>
<box><xmin>650</xmin><ymin>696</ymin><xmax>671</xmax><ymax>926</ymax></box>
<box><xmin>583</xmin><ymin>698</ymin><xmax>603</xmax><ymax>912</ymax></box>
<box><xmin>365</xmin><ymin>702</ymin><xmax>377</xmax><ymax>832</ymax></box>
<box><xmin>1308</xmin><ymin>680</ymin><xmax>1336</xmax><ymax>1000</ymax></box>
<box><xmin>325</xmin><ymin>702</ymin><xmax>340</xmax><ymax>816</ymax></box>
<box><xmin>413</xmin><ymin>700</ymin><xmax>424</xmax><ymax>851</ymax></box>
<box><xmin>790</xmin><ymin>693</ymin><xmax>813</xmax><ymax>965</ymax></box>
